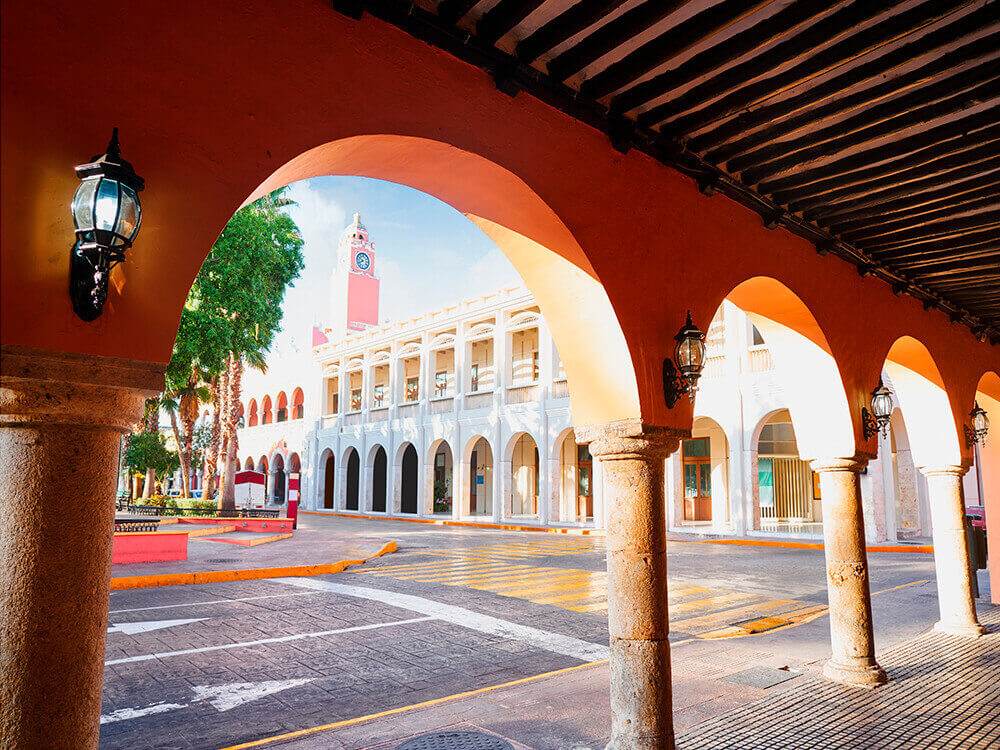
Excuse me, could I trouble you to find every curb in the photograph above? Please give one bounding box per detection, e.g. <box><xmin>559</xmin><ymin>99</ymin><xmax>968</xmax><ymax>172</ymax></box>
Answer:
<box><xmin>108</xmin><ymin>541</ymin><xmax>397</xmax><ymax>590</ymax></box>
<box><xmin>300</xmin><ymin>510</ymin><xmax>604</xmax><ymax>535</ymax></box>
<box><xmin>703</xmin><ymin>539</ymin><xmax>934</xmax><ymax>553</ymax></box>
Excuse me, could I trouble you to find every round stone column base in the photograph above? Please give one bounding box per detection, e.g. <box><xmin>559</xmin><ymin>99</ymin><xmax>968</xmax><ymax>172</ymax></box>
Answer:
<box><xmin>823</xmin><ymin>657</ymin><xmax>887</xmax><ymax>688</ymax></box>
<box><xmin>934</xmin><ymin>620</ymin><xmax>986</xmax><ymax>638</ymax></box>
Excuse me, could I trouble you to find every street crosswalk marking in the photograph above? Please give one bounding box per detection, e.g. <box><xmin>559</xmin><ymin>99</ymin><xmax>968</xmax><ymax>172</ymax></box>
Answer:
<box><xmin>356</xmin><ymin>552</ymin><xmax>827</xmax><ymax>639</ymax></box>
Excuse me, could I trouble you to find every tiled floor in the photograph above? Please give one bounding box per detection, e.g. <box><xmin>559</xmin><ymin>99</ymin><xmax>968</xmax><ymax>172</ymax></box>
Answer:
<box><xmin>676</xmin><ymin>605</ymin><xmax>1000</xmax><ymax>749</ymax></box>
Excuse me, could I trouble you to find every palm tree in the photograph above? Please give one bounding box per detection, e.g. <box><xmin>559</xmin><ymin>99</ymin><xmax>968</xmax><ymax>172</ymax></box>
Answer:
<box><xmin>218</xmin><ymin>350</ymin><xmax>267</xmax><ymax>509</ymax></box>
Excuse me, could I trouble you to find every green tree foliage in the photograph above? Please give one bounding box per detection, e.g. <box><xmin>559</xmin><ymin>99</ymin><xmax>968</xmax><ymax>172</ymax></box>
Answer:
<box><xmin>164</xmin><ymin>189</ymin><xmax>305</xmax><ymax>497</ymax></box>
<box><xmin>123</xmin><ymin>432</ymin><xmax>175</xmax><ymax>480</ymax></box>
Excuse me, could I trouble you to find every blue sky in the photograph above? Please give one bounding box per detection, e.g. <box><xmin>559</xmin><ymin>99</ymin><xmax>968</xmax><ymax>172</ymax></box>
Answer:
<box><xmin>244</xmin><ymin>177</ymin><xmax>524</xmax><ymax>390</ymax></box>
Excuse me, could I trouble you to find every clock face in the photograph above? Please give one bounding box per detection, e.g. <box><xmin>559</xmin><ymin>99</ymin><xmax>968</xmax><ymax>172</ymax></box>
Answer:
<box><xmin>355</xmin><ymin>251</ymin><xmax>371</xmax><ymax>271</ymax></box>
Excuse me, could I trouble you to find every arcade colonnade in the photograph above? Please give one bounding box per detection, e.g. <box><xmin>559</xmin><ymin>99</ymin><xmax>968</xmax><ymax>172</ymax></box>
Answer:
<box><xmin>3</xmin><ymin>3</ymin><xmax>999</xmax><ymax>748</ymax></box>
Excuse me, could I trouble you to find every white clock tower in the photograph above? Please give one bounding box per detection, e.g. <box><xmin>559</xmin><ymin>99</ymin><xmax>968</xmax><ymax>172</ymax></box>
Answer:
<box><xmin>329</xmin><ymin>213</ymin><xmax>381</xmax><ymax>341</ymax></box>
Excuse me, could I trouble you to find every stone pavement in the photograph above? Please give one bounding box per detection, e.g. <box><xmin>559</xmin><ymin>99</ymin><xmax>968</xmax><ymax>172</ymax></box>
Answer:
<box><xmin>257</xmin><ymin>603</ymin><xmax>1000</xmax><ymax>749</ymax></box>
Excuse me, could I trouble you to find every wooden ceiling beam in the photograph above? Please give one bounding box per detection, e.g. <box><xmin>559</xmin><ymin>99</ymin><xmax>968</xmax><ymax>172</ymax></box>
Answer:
<box><xmin>740</xmin><ymin>75</ymin><xmax>1000</xmax><ymax>185</ymax></box>
<box><xmin>436</xmin><ymin>0</ymin><xmax>481</xmax><ymax>26</ymax></box>
<box><xmin>870</xmin><ymin>229</ymin><xmax>1000</xmax><ymax>257</ymax></box>
<box><xmin>892</xmin><ymin>248</ymin><xmax>1000</xmax><ymax>272</ymax></box>
<box><xmin>694</xmin><ymin>6</ymin><xmax>997</xmax><ymax>155</ymax></box>
<box><xmin>640</xmin><ymin>0</ymin><xmax>961</xmax><ymax>132</ymax></box>
<box><xmin>477</xmin><ymin>0</ymin><xmax>547</xmax><ymax>46</ymax></box>
<box><xmin>804</xmin><ymin>164</ymin><xmax>1000</xmax><ymax>223</ymax></box>
<box><xmin>729</xmin><ymin>57</ymin><xmax>1000</xmax><ymax>175</ymax></box>
<box><xmin>832</xmin><ymin>193</ymin><xmax>999</xmax><ymax>238</ymax></box>
<box><xmin>873</xmin><ymin>238</ymin><xmax>1000</xmax><ymax>264</ymax></box>
<box><xmin>610</xmin><ymin>0</ymin><xmax>833</xmax><ymax>112</ymax></box>
<box><xmin>765</xmin><ymin>122</ymin><xmax>1000</xmax><ymax>201</ymax></box>
<box><xmin>581</xmin><ymin>0</ymin><xmax>774</xmax><ymax>101</ymax></box>
<box><xmin>851</xmin><ymin>210</ymin><xmax>1000</xmax><ymax>248</ymax></box>
<box><xmin>515</xmin><ymin>0</ymin><xmax>629</xmax><ymax>63</ymax></box>
<box><xmin>546</xmin><ymin>0</ymin><xmax>691</xmax><ymax>81</ymax></box>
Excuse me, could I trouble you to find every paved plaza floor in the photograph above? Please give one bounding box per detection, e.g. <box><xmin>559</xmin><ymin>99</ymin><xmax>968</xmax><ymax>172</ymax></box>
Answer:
<box><xmin>99</xmin><ymin>515</ymin><xmax>995</xmax><ymax>749</ymax></box>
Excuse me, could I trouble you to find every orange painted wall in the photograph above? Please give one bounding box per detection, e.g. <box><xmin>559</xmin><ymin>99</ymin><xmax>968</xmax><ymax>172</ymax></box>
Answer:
<box><xmin>2</xmin><ymin>0</ymin><xmax>998</xmax><ymax>448</ymax></box>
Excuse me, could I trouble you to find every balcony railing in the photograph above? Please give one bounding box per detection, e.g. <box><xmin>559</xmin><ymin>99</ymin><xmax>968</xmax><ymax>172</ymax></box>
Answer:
<box><xmin>506</xmin><ymin>383</ymin><xmax>539</xmax><ymax>404</ymax></box>
<box><xmin>429</xmin><ymin>397</ymin><xmax>454</xmax><ymax>414</ymax></box>
<box><xmin>747</xmin><ymin>347</ymin><xmax>775</xmax><ymax>373</ymax></box>
<box><xmin>343</xmin><ymin>412</ymin><xmax>363</xmax><ymax>426</ymax></box>
<box><xmin>321</xmin><ymin>414</ymin><xmax>338</xmax><ymax>429</ymax></box>
<box><xmin>397</xmin><ymin>403</ymin><xmax>419</xmax><ymax>418</ymax></box>
<box><xmin>369</xmin><ymin>407</ymin><xmax>389</xmax><ymax>422</ymax></box>
<box><xmin>551</xmin><ymin>380</ymin><xmax>570</xmax><ymax>399</ymax></box>
<box><xmin>702</xmin><ymin>355</ymin><xmax>726</xmax><ymax>379</ymax></box>
<box><xmin>465</xmin><ymin>392</ymin><xmax>493</xmax><ymax>410</ymax></box>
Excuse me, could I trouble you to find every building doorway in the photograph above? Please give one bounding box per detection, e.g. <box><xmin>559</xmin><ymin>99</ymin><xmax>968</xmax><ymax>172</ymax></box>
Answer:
<box><xmin>323</xmin><ymin>453</ymin><xmax>335</xmax><ymax>509</ymax></box>
<box><xmin>372</xmin><ymin>446</ymin><xmax>387</xmax><ymax>513</ymax></box>
<box><xmin>682</xmin><ymin>438</ymin><xmax>712</xmax><ymax>522</ymax></box>
<box><xmin>756</xmin><ymin>411</ymin><xmax>821</xmax><ymax>534</ymax></box>
<box><xmin>346</xmin><ymin>449</ymin><xmax>360</xmax><ymax>511</ymax></box>
<box><xmin>272</xmin><ymin>454</ymin><xmax>286</xmax><ymax>505</ymax></box>
<box><xmin>432</xmin><ymin>441</ymin><xmax>453</xmax><ymax>514</ymax></box>
<box><xmin>510</xmin><ymin>433</ymin><xmax>539</xmax><ymax>518</ymax></box>
<box><xmin>469</xmin><ymin>436</ymin><xmax>493</xmax><ymax>516</ymax></box>
<box><xmin>401</xmin><ymin>444</ymin><xmax>418</xmax><ymax>514</ymax></box>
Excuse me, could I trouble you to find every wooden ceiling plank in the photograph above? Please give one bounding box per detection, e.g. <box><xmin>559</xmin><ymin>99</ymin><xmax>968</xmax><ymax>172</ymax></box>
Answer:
<box><xmin>581</xmin><ymin>0</ymin><xmax>775</xmax><ymax>101</ymax></box>
<box><xmin>640</xmin><ymin>0</ymin><xmax>961</xmax><ymax>132</ymax></box>
<box><xmin>478</xmin><ymin>0</ymin><xmax>548</xmax><ymax>46</ymax></box>
<box><xmin>546</xmin><ymin>0</ymin><xmax>692</xmax><ymax>81</ymax></box>
<box><xmin>740</xmin><ymin>74</ymin><xmax>1000</xmax><ymax>185</ymax></box>
<box><xmin>802</xmin><ymin>163</ymin><xmax>1000</xmax><ymax>223</ymax></box>
<box><xmin>727</xmin><ymin>47</ymin><xmax>1000</xmax><ymax>174</ymax></box>
<box><xmin>831</xmin><ymin>193</ymin><xmax>999</xmax><ymax>238</ymax></box>
<box><xmin>850</xmin><ymin>210</ymin><xmax>1000</xmax><ymax>248</ymax></box>
<box><xmin>437</xmin><ymin>0</ymin><xmax>482</xmax><ymax>26</ymax></box>
<box><xmin>765</xmin><ymin>121</ymin><xmax>1000</xmax><ymax>200</ymax></box>
<box><xmin>516</xmin><ymin>0</ymin><xmax>630</xmax><ymax>63</ymax></box>
<box><xmin>694</xmin><ymin>5</ymin><xmax>998</xmax><ymax>155</ymax></box>
<box><xmin>610</xmin><ymin>0</ymin><xmax>834</xmax><ymax>112</ymax></box>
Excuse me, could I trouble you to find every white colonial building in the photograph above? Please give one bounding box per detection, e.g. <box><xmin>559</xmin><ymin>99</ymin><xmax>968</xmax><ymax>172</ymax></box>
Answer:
<box><xmin>234</xmin><ymin>215</ymin><xmax>987</xmax><ymax>541</ymax></box>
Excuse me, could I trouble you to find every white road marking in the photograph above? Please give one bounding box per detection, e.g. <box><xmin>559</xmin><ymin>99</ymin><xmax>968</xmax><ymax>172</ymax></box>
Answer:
<box><xmin>99</xmin><ymin>679</ymin><xmax>312</xmax><ymax>724</ymax></box>
<box><xmin>104</xmin><ymin>616</ymin><xmax>433</xmax><ymax>665</ymax></box>
<box><xmin>109</xmin><ymin>591</ymin><xmax>317</xmax><ymax>614</ymax></box>
<box><xmin>191</xmin><ymin>678</ymin><xmax>313</xmax><ymax>712</ymax></box>
<box><xmin>100</xmin><ymin>702</ymin><xmax>186</xmax><ymax>724</ymax></box>
<box><xmin>107</xmin><ymin>618</ymin><xmax>206</xmax><ymax>635</ymax></box>
<box><xmin>276</xmin><ymin>577</ymin><xmax>611</xmax><ymax>662</ymax></box>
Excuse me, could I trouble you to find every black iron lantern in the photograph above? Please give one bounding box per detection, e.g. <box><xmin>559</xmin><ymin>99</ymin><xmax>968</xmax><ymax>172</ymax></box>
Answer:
<box><xmin>966</xmin><ymin>402</ymin><xmax>990</xmax><ymax>447</ymax></box>
<box><xmin>862</xmin><ymin>378</ymin><xmax>894</xmax><ymax>440</ymax></box>
<box><xmin>663</xmin><ymin>311</ymin><xmax>706</xmax><ymax>407</ymax></box>
<box><xmin>70</xmin><ymin>128</ymin><xmax>144</xmax><ymax>321</ymax></box>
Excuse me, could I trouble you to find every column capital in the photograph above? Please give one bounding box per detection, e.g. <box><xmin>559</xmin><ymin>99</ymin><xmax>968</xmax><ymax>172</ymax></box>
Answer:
<box><xmin>918</xmin><ymin>464</ymin><xmax>968</xmax><ymax>478</ymax></box>
<box><xmin>576</xmin><ymin>419</ymin><xmax>686</xmax><ymax>461</ymax></box>
<box><xmin>810</xmin><ymin>456</ymin><xmax>868</xmax><ymax>474</ymax></box>
<box><xmin>1</xmin><ymin>345</ymin><xmax>163</xmax><ymax>432</ymax></box>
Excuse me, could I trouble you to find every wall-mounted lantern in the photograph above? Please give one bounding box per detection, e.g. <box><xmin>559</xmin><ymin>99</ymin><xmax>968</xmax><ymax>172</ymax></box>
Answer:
<box><xmin>663</xmin><ymin>311</ymin><xmax>706</xmax><ymax>407</ymax></box>
<box><xmin>862</xmin><ymin>379</ymin><xmax>894</xmax><ymax>440</ymax></box>
<box><xmin>966</xmin><ymin>402</ymin><xmax>990</xmax><ymax>447</ymax></box>
<box><xmin>70</xmin><ymin>128</ymin><xmax>144</xmax><ymax>321</ymax></box>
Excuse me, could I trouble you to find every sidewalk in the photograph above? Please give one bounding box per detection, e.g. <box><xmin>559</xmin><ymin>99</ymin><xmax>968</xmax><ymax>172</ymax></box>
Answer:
<box><xmin>109</xmin><ymin>527</ymin><xmax>397</xmax><ymax>589</ymax></box>
<box><xmin>230</xmin><ymin>604</ymin><xmax>999</xmax><ymax>749</ymax></box>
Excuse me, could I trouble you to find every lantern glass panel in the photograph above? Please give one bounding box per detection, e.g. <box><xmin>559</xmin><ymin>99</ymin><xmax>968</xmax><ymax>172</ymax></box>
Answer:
<box><xmin>676</xmin><ymin>337</ymin><xmax>705</xmax><ymax>373</ymax></box>
<box><xmin>72</xmin><ymin>178</ymin><xmax>98</xmax><ymax>231</ymax></box>
<box><xmin>871</xmin><ymin>390</ymin><xmax>893</xmax><ymax>420</ymax></box>
<box><xmin>94</xmin><ymin>178</ymin><xmax>121</xmax><ymax>233</ymax></box>
<box><xmin>973</xmin><ymin>409</ymin><xmax>989</xmax><ymax>433</ymax></box>
<box><xmin>117</xmin><ymin>184</ymin><xmax>141</xmax><ymax>241</ymax></box>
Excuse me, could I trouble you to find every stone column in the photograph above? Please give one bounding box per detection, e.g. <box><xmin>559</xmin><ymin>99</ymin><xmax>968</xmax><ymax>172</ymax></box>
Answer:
<box><xmin>577</xmin><ymin>420</ymin><xmax>682</xmax><ymax>750</ymax></box>
<box><xmin>1</xmin><ymin>346</ymin><xmax>162</xmax><ymax>749</ymax></box>
<box><xmin>810</xmin><ymin>458</ymin><xmax>887</xmax><ymax>688</ymax></box>
<box><xmin>920</xmin><ymin>465</ymin><xmax>984</xmax><ymax>637</ymax></box>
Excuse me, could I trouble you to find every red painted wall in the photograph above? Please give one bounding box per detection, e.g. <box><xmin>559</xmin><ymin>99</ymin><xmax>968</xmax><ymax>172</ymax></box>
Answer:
<box><xmin>1</xmin><ymin>0</ymin><xmax>997</xmax><ymax>443</ymax></box>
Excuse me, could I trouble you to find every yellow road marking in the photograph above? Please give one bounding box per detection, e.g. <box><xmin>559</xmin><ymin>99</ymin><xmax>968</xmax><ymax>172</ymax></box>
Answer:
<box><xmin>442</xmin><ymin>568</ymin><xmax>575</xmax><ymax>586</ymax></box>
<box><xmin>216</xmin><ymin>660</ymin><xmax>610</xmax><ymax>750</ymax></box>
<box><xmin>480</xmin><ymin>575</ymin><xmax>602</xmax><ymax>598</ymax></box>
<box><xmin>532</xmin><ymin>587</ymin><xmax>610</xmax><ymax>605</ymax></box>
<box><xmin>391</xmin><ymin>565</ymin><xmax>528</xmax><ymax>581</ymax></box>
<box><xmin>565</xmin><ymin>601</ymin><xmax>609</xmax><ymax>613</ymax></box>
<box><xmin>471</xmin><ymin>572</ymin><xmax>598</xmax><ymax>594</ymax></box>
<box><xmin>669</xmin><ymin>592</ymin><xmax>762</xmax><ymax>615</ymax></box>
<box><xmin>674</xmin><ymin>599</ymin><xmax>799</xmax><ymax>634</ymax></box>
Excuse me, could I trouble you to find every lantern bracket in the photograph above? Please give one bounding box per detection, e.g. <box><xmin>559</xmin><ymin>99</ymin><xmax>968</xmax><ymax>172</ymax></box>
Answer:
<box><xmin>861</xmin><ymin>407</ymin><xmax>880</xmax><ymax>441</ymax></box>
<box><xmin>662</xmin><ymin>359</ymin><xmax>688</xmax><ymax>409</ymax></box>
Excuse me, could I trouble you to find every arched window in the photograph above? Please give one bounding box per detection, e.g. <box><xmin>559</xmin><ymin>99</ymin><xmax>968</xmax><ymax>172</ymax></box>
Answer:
<box><xmin>291</xmin><ymin>388</ymin><xmax>305</xmax><ymax>419</ymax></box>
<box><xmin>261</xmin><ymin>396</ymin><xmax>273</xmax><ymax>425</ymax></box>
<box><xmin>247</xmin><ymin>399</ymin><xmax>258</xmax><ymax>427</ymax></box>
<box><xmin>276</xmin><ymin>392</ymin><xmax>288</xmax><ymax>422</ymax></box>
